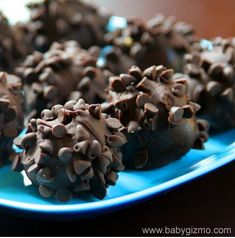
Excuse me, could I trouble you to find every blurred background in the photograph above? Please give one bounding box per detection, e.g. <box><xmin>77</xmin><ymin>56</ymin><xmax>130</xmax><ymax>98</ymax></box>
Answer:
<box><xmin>1</xmin><ymin>0</ymin><xmax>235</xmax><ymax>38</ymax></box>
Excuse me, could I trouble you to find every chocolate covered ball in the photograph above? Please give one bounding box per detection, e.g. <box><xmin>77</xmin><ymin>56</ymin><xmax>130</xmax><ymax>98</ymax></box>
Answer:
<box><xmin>104</xmin><ymin>15</ymin><xmax>194</xmax><ymax>73</ymax></box>
<box><xmin>0</xmin><ymin>72</ymin><xmax>24</xmax><ymax>165</ymax></box>
<box><xmin>103</xmin><ymin>65</ymin><xmax>208</xmax><ymax>169</ymax></box>
<box><xmin>20</xmin><ymin>0</ymin><xmax>110</xmax><ymax>52</ymax></box>
<box><xmin>13</xmin><ymin>99</ymin><xmax>126</xmax><ymax>201</ymax></box>
<box><xmin>0</xmin><ymin>12</ymin><xmax>25</xmax><ymax>72</ymax></box>
<box><xmin>184</xmin><ymin>37</ymin><xmax>235</xmax><ymax>132</ymax></box>
<box><xmin>17</xmin><ymin>41</ymin><xmax>111</xmax><ymax>118</ymax></box>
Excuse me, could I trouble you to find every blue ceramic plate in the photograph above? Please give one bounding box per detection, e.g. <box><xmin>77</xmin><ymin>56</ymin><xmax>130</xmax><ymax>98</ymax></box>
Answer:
<box><xmin>0</xmin><ymin>129</ymin><xmax>234</xmax><ymax>216</ymax></box>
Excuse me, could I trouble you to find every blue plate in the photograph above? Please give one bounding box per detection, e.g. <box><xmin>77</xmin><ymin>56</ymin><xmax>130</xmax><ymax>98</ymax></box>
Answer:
<box><xmin>0</xmin><ymin>129</ymin><xmax>235</xmax><ymax>217</ymax></box>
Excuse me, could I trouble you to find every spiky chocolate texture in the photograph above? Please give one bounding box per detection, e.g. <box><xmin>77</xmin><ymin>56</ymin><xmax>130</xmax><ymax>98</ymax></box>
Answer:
<box><xmin>104</xmin><ymin>14</ymin><xmax>194</xmax><ymax>73</ymax></box>
<box><xmin>12</xmin><ymin>99</ymin><xmax>126</xmax><ymax>202</ymax></box>
<box><xmin>17</xmin><ymin>41</ymin><xmax>111</xmax><ymax>118</ymax></box>
<box><xmin>0</xmin><ymin>72</ymin><xmax>24</xmax><ymax>165</ymax></box>
<box><xmin>184</xmin><ymin>37</ymin><xmax>235</xmax><ymax>132</ymax></box>
<box><xmin>103</xmin><ymin>65</ymin><xmax>208</xmax><ymax>169</ymax></box>
<box><xmin>20</xmin><ymin>0</ymin><xmax>110</xmax><ymax>52</ymax></box>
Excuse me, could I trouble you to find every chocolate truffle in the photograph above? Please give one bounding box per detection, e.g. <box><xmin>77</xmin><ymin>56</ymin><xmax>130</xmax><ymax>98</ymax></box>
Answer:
<box><xmin>184</xmin><ymin>37</ymin><xmax>235</xmax><ymax>132</ymax></box>
<box><xmin>0</xmin><ymin>72</ymin><xmax>24</xmax><ymax>165</ymax></box>
<box><xmin>104</xmin><ymin>14</ymin><xmax>194</xmax><ymax>73</ymax></box>
<box><xmin>20</xmin><ymin>0</ymin><xmax>110</xmax><ymax>52</ymax></box>
<box><xmin>17</xmin><ymin>41</ymin><xmax>110</xmax><ymax>118</ymax></box>
<box><xmin>103</xmin><ymin>65</ymin><xmax>208</xmax><ymax>169</ymax></box>
<box><xmin>0</xmin><ymin>12</ymin><xmax>25</xmax><ymax>72</ymax></box>
<box><xmin>13</xmin><ymin>99</ymin><xmax>126</xmax><ymax>201</ymax></box>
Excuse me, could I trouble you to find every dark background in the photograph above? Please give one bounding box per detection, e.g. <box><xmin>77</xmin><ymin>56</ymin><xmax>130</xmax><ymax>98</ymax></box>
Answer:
<box><xmin>1</xmin><ymin>0</ymin><xmax>235</xmax><ymax>236</ymax></box>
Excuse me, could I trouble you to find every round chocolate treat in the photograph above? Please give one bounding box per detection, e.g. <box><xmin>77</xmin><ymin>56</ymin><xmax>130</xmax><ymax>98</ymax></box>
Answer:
<box><xmin>0</xmin><ymin>12</ymin><xmax>25</xmax><ymax>72</ymax></box>
<box><xmin>184</xmin><ymin>37</ymin><xmax>235</xmax><ymax>132</ymax></box>
<box><xmin>0</xmin><ymin>72</ymin><xmax>24</xmax><ymax>165</ymax></box>
<box><xmin>20</xmin><ymin>0</ymin><xmax>110</xmax><ymax>52</ymax></box>
<box><xmin>13</xmin><ymin>99</ymin><xmax>126</xmax><ymax>202</ymax></box>
<box><xmin>103</xmin><ymin>65</ymin><xmax>208</xmax><ymax>169</ymax></box>
<box><xmin>104</xmin><ymin>15</ymin><xmax>194</xmax><ymax>73</ymax></box>
<box><xmin>17</xmin><ymin>41</ymin><xmax>110</xmax><ymax>118</ymax></box>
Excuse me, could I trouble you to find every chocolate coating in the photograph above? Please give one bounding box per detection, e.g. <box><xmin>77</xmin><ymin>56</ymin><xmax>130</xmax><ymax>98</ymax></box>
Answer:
<box><xmin>184</xmin><ymin>37</ymin><xmax>235</xmax><ymax>132</ymax></box>
<box><xmin>103</xmin><ymin>65</ymin><xmax>208</xmax><ymax>169</ymax></box>
<box><xmin>20</xmin><ymin>0</ymin><xmax>110</xmax><ymax>52</ymax></box>
<box><xmin>17</xmin><ymin>41</ymin><xmax>111</xmax><ymax>118</ymax></box>
<box><xmin>13</xmin><ymin>99</ymin><xmax>126</xmax><ymax>202</ymax></box>
<box><xmin>0</xmin><ymin>72</ymin><xmax>24</xmax><ymax>165</ymax></box>
<box><xmin>104</xmin><ymin>15</ymin><xmax>194</xmax><ymax>73</ymax></box>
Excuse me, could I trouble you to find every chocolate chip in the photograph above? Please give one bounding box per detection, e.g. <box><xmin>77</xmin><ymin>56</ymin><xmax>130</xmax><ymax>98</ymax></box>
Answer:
<box><xmin>75</xmin><ymin>125</ymin><xmax>90</xmax><ymax>141</ymax></box>
<box><xmin>106</xmin><ymin>171</ymin><xmax>118</xmax><ymax>185</ymax></box>
<box><xmin>129</xmin><ymin>65</ymin><xmax>142</xmax><ymax>81</ymax></box>
<box><xmin>144</xmin><ymin>103</ymin><xmax>159</xmax><ymax>115</ymax></box>
<box><xmin>52</xmin><ymin>123</ymin><xmax>66</xmax><ymax>138</ymax></box>
<box><xmin>87</xmin><ymin>140</ymin><xmax>102</xmax><ymax>159</ymax></box>
<box><xmin>37</xmin><ymin>167</ymin><xmax>54</xmax><ymax>184</ymax></box>
<box><xmin>88</xmin><ymin>104</ymin><xmax>101</xmax><ymax>120</ymax></box>
<box><xmin>106</xmin><ymin>135</ymin><xmax>126</xmax><ymax>147</ymax></box>
<box><xmin>58</xmin><ymin>147</ymin><xmax>73</xmax><ymax>164</ymax></box>
<box><xmin>65</xmin><ymin>165</ymin><xmax>77</xmax><ymax>183</ymax></box>
<box><xmin>73</xmin><ymin>141</ymin><xmax>89</xmax><ymax>154</ymax></box>
<box><xmin>4</xmin><ymin>107</ymin><xmax>17</xmax><ymax>122</ymax></box>
<box><xmin>169</xmin><ymin>106</ymin><xmax>184</xmax><ymax>123</ymax></box>
<box><xmin>171</xmin><ymin>84</ymin><xmax>186</xmax><ymax>97</ymax></box>
<box><xmin>21</xmin><ymin>133</ymin><xmax>37</xmax><ymax>150</ymax></box>
<box><xmin>182</xmin><ymin>105</ymin><xmax>194</xmax><ymax>118</ymax></box>
<box><xmin>39</xmin><ymin>185</ymin><xmax>55</xmax><ymax>198</ymax></box>
<box><xmin>110</xmin><ymin>76</ymin><xmax>125</xmax><ymax>92</ymax></box>
<box><xmin>105</xmin><ymin>118</ymin><xmax>122</xmax><ymax>129</ymax></box>
<box><xmin>73</xmin><ymin>159</ymin><xmax>91</xmax><ymax>175</ymax></box>
<box><xmin>136</xmin><ymin>93</ymin><xmax>151</xmax><ymax>108</ymax></box>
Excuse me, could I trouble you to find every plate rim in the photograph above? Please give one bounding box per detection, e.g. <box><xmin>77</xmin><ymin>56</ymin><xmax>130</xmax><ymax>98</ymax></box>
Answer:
<box><xmin>0</xmin><ymin>143</ymin><xmax>234</xmax><ymax>214</ymax></box>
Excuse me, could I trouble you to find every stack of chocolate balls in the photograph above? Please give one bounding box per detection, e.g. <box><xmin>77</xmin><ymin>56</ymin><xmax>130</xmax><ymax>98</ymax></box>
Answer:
<box><xmin>0</xmin><ymin>0</ymin><xmax>233</xmax><ymax>202</ymax></box>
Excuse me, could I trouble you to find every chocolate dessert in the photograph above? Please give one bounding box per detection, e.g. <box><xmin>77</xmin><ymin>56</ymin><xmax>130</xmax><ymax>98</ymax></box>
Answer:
<box><xmin>103</xmin><ymin>65</ymin><xmax>208</xmax><ymax>169</ymax></box>
<box><xmin>13</xmin><ymin>99</ymin><xmax>126</xmax><ymax>201</ymax></box>
<box><xmin>0</xmin><ymin>72</ymin><xmax>23</xmax><ymax>165</ymax></box>
<box><xmin>184</xmin><ymin>37</ymin><xmax>235</xmax><ymax>132</ymax></box>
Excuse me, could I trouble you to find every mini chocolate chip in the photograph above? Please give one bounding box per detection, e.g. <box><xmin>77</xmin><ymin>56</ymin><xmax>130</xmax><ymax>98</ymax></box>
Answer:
<box><xmin>58</xmin><ymin>147</ymin><xmax>73</xmax><ymax>164</ymax></box>
<box><xmin>75</xmin><ymin>125</ymin><xmax>90</xmax><ymax>141</ymax></box>
<box><xmin>136</xmin><ymin>93</ymin><xmax>151</xmax><ymax>108</ymax></box>
<box><xmin>87</xmin><ymin>140</ymin><xmax>102</xmax><ymax>159</ymax></box>
<box><xmin>88</xmin><ymin>104</ymin><xmax>101</xmax><ymax>120</ymax></box>
<box><xmin>106</xmin><ymin>171</ymin><xmax>118</xmax><ymax>185</ymax></box>
<box><xmin>64</xmin><ymin>100</ymin><xmax>77</xmax><ymax>110</ymax></box>
<box><xmin>65</xmin><ymin>165</ymin><xmax>77</xmax><ymax>183</ymax></box>
<box><xmin>39</xmin><ymin>185</ymin><xmax>55</xmax><ymax>198</ymax></box>
<box><xmin>143</xmin><ymin>66</ymin><xmax>157</xmax><ymax>80</ymax></box>
<box><xmin>41</xmin><ymin>109</ymin><xmax>54</xmax><ymax>121</ymax></box>
<box><xmin>144</xmin><ymin>103</ymin><xmax>159</xmax><ymax>115</ymax></box>
<box><xmin>73</xmin><ymin>159</ymin><xmax>91</xmax><ymax>175</ymax></box>
<box><xmin>110</xmin><ymin>76</ymin><xmax>125</xmax><ymax>92</ymax></box>
<box><xmin>105</xmin><ymin>118</ymin><xmax>122</xmax><ymax>129</ymax></box>
<box><xmin>52</xmin><ymin>123</ymin><xmax>66</xmax><ymax>138</ymax></box>
<box><xmin>37</xmin><ymin>167</ymin><xmax>54</xmax><ymax>184</ymax></box>
<box><xmin>106</xmin><ymin>135</ymin><xmax>126</xmax><ymax>147</ymax></box>
<box><xmin>73</xmin><ymin>141</ymin><xmax>89</xmax><ymax>154</ymax></box>
<box><xmin>169</xmin><ymin>107</ymin><xmax>184</xmax><ymax>123</ymax></box>
<box><xmin>129</xmin><ymin>65</ymin><xmax>142</xmax><ymax>81</ymax></box>
<box><xmin>189</xmin><ymin>102</ymin><xmax>201</xmax><ymax>112</ymax></box>
<box><xmin>81</xmin><ymin>167</ymin><xmax>94</xmax><ymax>180</ymax></box>
<box><xmin>21</xmin><ymin>132</ymin><xmax>37</xmax><ymax>150</ymax></box>
<box><xmin>73</xmin><ymin>99</ymin><xmax>86</xmax><ymax>110</ymax></box>
<box><xmin>120</xmin><ymin>73</ymin><xmax>136</xmax><ymax>86</ymax></box>
<box><xmin>193</xmin><ymin>137</ymin><xmax>205</xmax><ymax>149</ymax></box>
<box><xmin>197</xmin><ymin>119</ymin><xmax>209</xmax><ymax>132</ymax></box>
<box><xmin>160</xmin><ymin>69</ymin><xmax>174</xmax><ymax>82</ymax></box>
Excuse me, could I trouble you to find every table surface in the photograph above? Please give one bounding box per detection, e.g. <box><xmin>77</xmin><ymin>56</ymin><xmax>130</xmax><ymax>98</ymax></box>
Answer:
<box><xmin>1</xmin><ymin>0</ymin><xmax>235</xmax><ymax>236</ymax></box>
